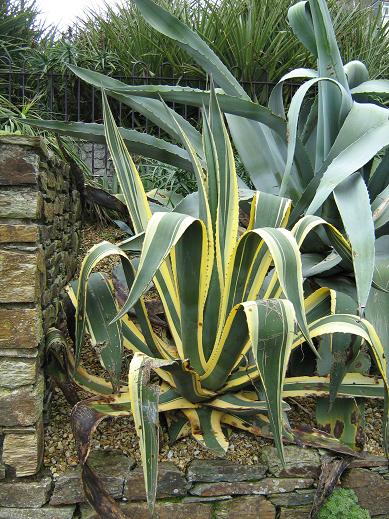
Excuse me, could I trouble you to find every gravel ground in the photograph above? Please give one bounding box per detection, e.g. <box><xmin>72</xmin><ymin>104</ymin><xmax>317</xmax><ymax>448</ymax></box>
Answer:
<box><xmin>44</xmin><ymin>223</ymin><xmax>385</xmax><ymax>477</ymax></box>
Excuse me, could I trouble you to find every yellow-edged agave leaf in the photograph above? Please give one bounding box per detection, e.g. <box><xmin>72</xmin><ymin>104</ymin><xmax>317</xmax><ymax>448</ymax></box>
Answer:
<box><xmin>248</xmin><ymin>191</ymin><xmax>292</xmax><ymax>231</ymax></box>
<box><xmin>246</xmin><ymin>299</ymin><xmax>296</xmax><ymax>463</ymax></box>
<box><xmin>304</xmin><ymin>287</ymin><xmax>336</xmax><ymax>323</ymax></box>
<box><xmin>203</xmin><ymin>85</ymin><xmax>239</xmax><ymax>281</ymax></box>
<box><xmin>291</xmin><ymin>311</ymin><xmax>389</xmax><ymax>450</ymax></box>
<box><xmin>159</xmin><ymin>359</ymin><xmax>216</xmax><ymax>403</ymax></box>
<box><xmin>103</xmin><ymin>91</ymin><xmax>182</xmax><ymax>349</ymax></box>
<box><xmin>292</xmin><ymin>313</ymin><xmax>388</xmax><ymax>384</ymax></box>
<box><xmin>128</xmin><ymin>353</ymin><xmax>174</xmax><ymax>515</ymax></box>
<box><xmin>183</xmin><ymin>408</ymin><xmax>228</xmax><ymax>455</ymax></box>
<box><xmin>46</xmin><ymin>329</ymin><xmax>123</xmax><ymax>397</ymax></box>
<box><xmin>220</xmin><ymin>227</ymin><xmax>314</xmax><ymax>352</ymax></box>
<box><xmin>201</xmin><ymin>303</ymin><xmax>252</xmax><ymax>390</ymax></box>
<box><xmin>283</xmin><ymin>373</ymin><xmax>385</xmax><ymax>399</ymax></box>
<box><xmin>113</xmin><ymin>212</ymin><xmax>209</xmax><ymax>372</ymax></box>
<box><xmin>72</xmin><ymin>243</ymin><xmax>170</xmax><ymax>366</ymax></box>
<box><xmin>206</xmin><ymin>392</ymin><xmax>291</xmax><ymax>415</ymax></box>
<box><xmin>69</xmin><ymin>273</ymin><xmax>123</xmax><ymax>392</ymax></box>
<box><xmin>68</xmin><ymin>274</ymin><xmax>171</xmax><ymax>361</ymax></box>
<box><xmin>264</xmin><ymin>214</ymin><xmax>352</xmax><ymax>301</ymax></box>
<box><xmin>74</xmin><ymin>240</ymin><xmax>131</xmax><ymax>367</ymax></box>
<box><xmin>166</xmin><ymin>413</ymin><xmax>191</xmax><ymax>443</ymax></box>
<box><xmin>158</xmin><ymin>385</ymin><xmax>199</xmax><ymax>412</ymax></box>
<box><xmin>102</xmin><ymin>90</ymin><xmax>151</xmax><ymax>233</ymax></box>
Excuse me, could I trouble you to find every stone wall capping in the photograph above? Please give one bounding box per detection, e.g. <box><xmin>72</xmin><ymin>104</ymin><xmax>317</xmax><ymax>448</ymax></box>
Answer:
<box><xmin>50</xmin><ymin>449</ymin><xmax>135</xmax><ymax>505</ymax></box>
<box><xmin>124</xmin><ymin>461</ymin><xmax>188</xmax><ymax>501</ymax></box>
<box><xmin>186</xmin><ymin>459</ymin><xmax>267</xmax><ymax>483</ymax></box>
<box><xmin>189</xmin><ymin>477</ymin><xmax>315</xmax><ymax>498</ymax></box>
<box><xmin>0</xmin><ymin>135</ymin><xmax>48</xmax><ymax>154</ymax></box>
<box><xmin>0</xmin><ymin>505</ymin><xmax>76</xmax><ymax>519</ymax></box>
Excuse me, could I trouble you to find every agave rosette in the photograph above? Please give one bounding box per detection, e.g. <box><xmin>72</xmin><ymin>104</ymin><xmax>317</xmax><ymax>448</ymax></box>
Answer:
<box><xmin>47</xmin><ymin>84</ymin><xmax>389</xmax><ymax>514</ymax></box>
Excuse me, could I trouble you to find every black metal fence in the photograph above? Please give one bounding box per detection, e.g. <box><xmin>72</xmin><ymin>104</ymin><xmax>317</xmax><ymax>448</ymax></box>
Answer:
<box><xmin>0</xmin><ymin>60</ymin><xmax>300</xmax><ymax>181</ymax></box>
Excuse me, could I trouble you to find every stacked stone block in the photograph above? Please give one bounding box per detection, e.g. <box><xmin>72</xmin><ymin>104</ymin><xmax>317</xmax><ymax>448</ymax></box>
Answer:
<box><xmin>0</xmin><ymin>136</ymin><xmax>81</xmax><ymax>482</ymax></box>
<box><xmin>0</xmin><ymin>445</ymin><xmax>386</xmax><ymax>519</ymax></box>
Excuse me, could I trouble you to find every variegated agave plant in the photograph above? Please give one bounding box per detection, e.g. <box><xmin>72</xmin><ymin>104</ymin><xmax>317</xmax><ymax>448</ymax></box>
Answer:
<box><xmin>48</xmin><ymin>86</ymin><xmax>388</xmax><ymax>516</ymax></box>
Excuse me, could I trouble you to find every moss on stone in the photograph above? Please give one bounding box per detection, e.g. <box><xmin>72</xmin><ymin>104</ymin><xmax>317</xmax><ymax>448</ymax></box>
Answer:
<box><xmin>318</xmin><ymin>488</ymin><xmax>370</xmax><ymax>519</ymax></box>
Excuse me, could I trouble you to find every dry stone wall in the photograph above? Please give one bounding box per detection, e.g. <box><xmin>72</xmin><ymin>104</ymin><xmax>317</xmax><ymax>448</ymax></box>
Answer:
<box><xmin>0</xmin><ymin>135</ymin><xmax>81</xmax><ymax>481</ymax></box>
<box><xmin>0</xmin><ymin>446</ymin><xmax>388</xmax><ymax>519</ymax></box>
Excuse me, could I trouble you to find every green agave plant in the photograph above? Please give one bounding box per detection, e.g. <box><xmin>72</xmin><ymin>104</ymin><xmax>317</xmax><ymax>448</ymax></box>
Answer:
<box><xmin>31</xmin><ymin>0</ymin><xmax>389</xmax><ymax>400</ymax></box>
<box><xmin>48</xmin><ymin>88</ymin><xmax>388</xmax><ymax>517</ymax></box>
<box><xmin>31</xmin><ymin>0</ymin><xmax>389</xmax><ymax>516</ymax></box>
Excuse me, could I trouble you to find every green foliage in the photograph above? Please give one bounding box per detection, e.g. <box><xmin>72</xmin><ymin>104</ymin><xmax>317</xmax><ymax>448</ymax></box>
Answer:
<box><xmin>34</xmin><ymin>1</ymin><xmax>389</xmax><ymax>517</ymax></box>
<box><xmin>0</xmin><ymin>0</ymin><xmax>47</xmax><ymax>67</ymax></box>
<box><xmin>66</xmin><ymin>0</ymin><xmax>389</xmax><ymax>84</ymax></box>
<box><xmin>318</xmin><ymin>488</ymin><xmax>370</xmax><ymax>519</ymax></box>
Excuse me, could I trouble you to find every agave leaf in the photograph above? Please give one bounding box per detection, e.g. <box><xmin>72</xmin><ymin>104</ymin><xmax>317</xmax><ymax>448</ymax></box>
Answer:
<box><xmin>102</xmin><ymin>90</ymin><xmax>152</xmax><ymax>233</ymax></box>
<box><xmin>183</xmin><ymin>408</ymin><xmax>228</xmax><ymax>455</ymax></box>
<box><xmin>70</xmin><ymin>402</ymin><xmax>126</xmax><ymax>519</ymax></box>
<box><xmin>280</xmin><ymin>76</ymin><xmax>351</xmax><ymax>196</ymax></box>
<box><xmin>366</xmin><ymin>238</ymin><xmax>389</xmax><ymax>367</ymax></box>
<box><xmin>103</xmin><ymin>93</ymin><xmax>183</xmax><ymax>348</ymax></box>
<box><xmin>309</xmin><ymin>0</ymin><xmax>348</xmax><ymax>88</ymax></box>
<box><xmin>106</xmin><ymin>84</ymin><xmax>313</xmax><ymax>195</ymax></box>
<box><xmin>158</xmin><ymin>385</ymin><xmax>198</xmax><ymax>412</ymax></box>
<box><xmin>166</xmin><ymin>413</ymin><xmax>191</xmax><ymax>443</ymax></box>
<box><xmin>112</xmin><ymin>212</ymin><xmax>204</xmax><ymax>316</ymax></box>
<box><xmin>248</xmin><ymin>298</ymin><xmax>296</xmax><ymax>463</ymax></box>
<box><xmin>68</xmin><ymin>64</ymin><xmax>203</xmax><ymax>157</ymax></box>
<box><xmin>74</xmin><ymin>241</ymin><xmax>132</xmax><ymax>367</ymax></box>
<box><xmin>288</xmin><ymin>1</ymin><xmax>317</xmax><ymax>57</ymax></box>
<box><xmin>368</xmin><ymin>148</ymin><xmax>389</xmax><ymax>202</ymax></box>
<box><xmin>309</xmin><ymin>0</ymin><xmax>350</xmax><ymax>169</ymax></box>
<box><xmin>201</xmin><ymin>88</ymin><xmax>239</xmax><ymax>358</ymax></box>
<box><xmin>372</xmin><ymin>184</ymin><xmax>389</xmax><ymax>232</ymax></box>
<box><xmin>333</xmin><ymin>172</ymin><xmax>375</xmax><ymax>313</ymax></box>
<box><xmin>203</xmin><ymin>85</ymin><xmax>239</xmax><ymax>279</ymax></box>
<box><xmin>344</xmin><ymin>60</ymin><xmax>369</xmax><ymax>89</ymax></box>
<box><xmin>293</xmin><ymin>314</ymin><xmax>388</xmax><ymax>389</ymax></box>
<box><xmin>283</xmin><ymin>373</ymin><xmax>385</xmax><ymax>399</ymax></box>
<box><xmin>22</xmin><ymin>118</ymin><xmax>195</xmax><ymax>173</ymax></box>
<box><xmin>158</xmin><ymin>359</ymin><xmax>215</xmax><ymax>403</ymax></box>
<box><xmin>219</xmin><ymin>227</ymin><xmax>314</xmax><ymax>353</ymax></box>
<box><xmin>326</xmin><ymin>102</ymin><xmax>389</xmax><ymax>161</ymax></box>
<box><xmin>316</xmin><ymin>397</ymin><xmax>364</xmax><ymax>450</ymax></box>
<box><xmin>130</xmin><ymin>0</ymin><xmax>298</xmax><ymax>197</ymax></box>
<box><xmin>307</xmin><ymin>119</ymin><xmax>389</xmax><ymax>213</ymax></box>
<box><xmin>248</xmin><ymin>191</ymin><xmax>292</xmax><ymax>230</ymax></box>
<box><xmin>206</xmin><ymin>392</ymin><xmax>290</xmax><ymax>415</ymax></box>
<box><xmin>128</xmin><ymin>353</ymin><xmax>173</xmax><ymax>515</ymax></box>
<box><xmin>268</xmin><ymin>68</ymin><xmax>318</xmax><ymax>118</ymax></box>
<box><xmin>351</xmin><ymin>79</ymin><xmax>389</xmax><ymax>99</ymax></box>
<box><xmin>71</xmin><ymin>274</ymin><xmax>123</xmax><ymax>392</ymax></box>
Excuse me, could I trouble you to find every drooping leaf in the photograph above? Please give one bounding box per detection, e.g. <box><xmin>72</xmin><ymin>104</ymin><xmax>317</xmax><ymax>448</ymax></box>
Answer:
<box><xmin>23</xmin><ymin>118</ymin><xmax>195</xmax><ymax>173</ymax></box>
<box><xmin>316</xmin><ymin>397</ymin><xmax>365</xmax><ymax>450</ymax></box>
<box><xmin>128</xmin><ymin>353</ymin><xmax>174</xmax><ymax>515</ymax></box>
